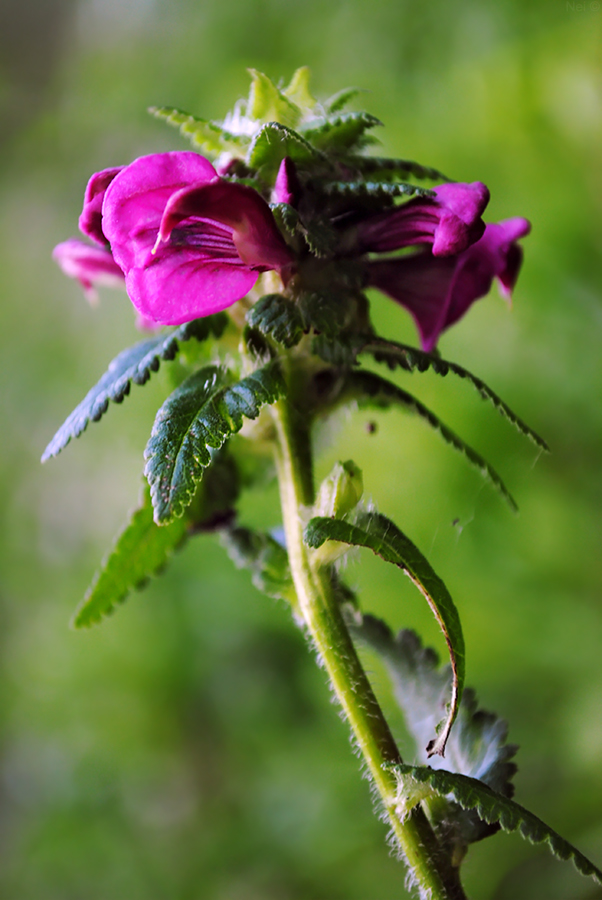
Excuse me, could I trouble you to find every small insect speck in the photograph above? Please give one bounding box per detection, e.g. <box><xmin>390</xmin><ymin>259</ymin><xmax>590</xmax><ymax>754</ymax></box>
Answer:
<box><xmin>366</xmin><ymin>421</ymin><xmax>377</xmax><ymax>434</ymax></box>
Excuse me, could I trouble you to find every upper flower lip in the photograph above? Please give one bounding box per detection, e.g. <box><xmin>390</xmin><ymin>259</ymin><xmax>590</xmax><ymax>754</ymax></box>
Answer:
<box><xmin>98</xmin><ymin>151</ymin><xmax>294</xmax><ymax>326</ymax></box>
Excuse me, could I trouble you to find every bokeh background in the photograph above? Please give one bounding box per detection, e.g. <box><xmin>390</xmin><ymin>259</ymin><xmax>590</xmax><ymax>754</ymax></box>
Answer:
<box><xmin>1</xmin><ymin>1</ymin><xmax>601</xmax><ymax>897</ymax></box>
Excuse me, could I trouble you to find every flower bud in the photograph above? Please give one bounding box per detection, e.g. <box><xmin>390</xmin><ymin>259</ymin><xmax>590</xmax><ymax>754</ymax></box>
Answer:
<box><xmin>314</xmin><ymin>460</ymin><xmax>363</xmax><ymax>520</ymax></box>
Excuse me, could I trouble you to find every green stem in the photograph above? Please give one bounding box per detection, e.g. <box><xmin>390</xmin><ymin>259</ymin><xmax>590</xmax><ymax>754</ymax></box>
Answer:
<box><xmin>271</xmin><ymin>388</ymin><xmax>468</xmax><ymax>900</ymax></box>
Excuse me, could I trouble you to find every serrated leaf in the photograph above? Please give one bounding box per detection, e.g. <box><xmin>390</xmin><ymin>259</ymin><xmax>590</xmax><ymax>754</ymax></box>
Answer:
<box><xmin>323</xmin><ymin>87</ymin><xmax>362</xmax><ymax>114</ymax></box>
<box><xmin>302</xmin><ymin>112</ymin><xmax>382</xmax><ymax>153</ymax></box>
<box><xmin>149</xmin><ymin>107</ymin><xmax>249</xmax><ymax>156</ymax></box>
<box><xmin>298</xmin><ymin>290</ymin><xmax>358</xmax><ymax>338</ymax></box>
<box><xmin>145</xmin><ymin>361</ymin><xmax>285</xmax><ymax>523</ymax></box>
<box><xmin>247</xmin><ymin>294</ymin><xmax>305</xmax><ymax>348</ymax></box>
<box><xmin>42</xmin><ymin>315</ymin><xmax>228</xmax><ymax>462</ymax></box>
<box><xmin>321</xmin><ymin>180</ymin><xmax>434</xmax><ymax>200</ymax></box>
<box><xmin>350</xmin><ymin>616</ymin><xmax>517</xmax><ymax>848</ymax></box>
<box><xmin>247</xmin><ymin>69</ymin><xmax>301</xmax><ymax>128</ymax></box>
<box><xmin>72</xmin><ymin>486</ymin><xmax>188</xmax><ymax>628</ymax></box>
<box><xmin>337</xmin><ymin>369</ymin><xmax>517</xmax><ymax>511</ymax></box>
<box><xmin>222</xmin><ymin>526</ymin><xmax>295</xmax><ymax>602</ymax></box>
<box><xmin>393</xmin><ymin>765</ymin><xmax>602</xmax><ymax>886</ymax></box>
<box><xmin>269</xmin><ymin>202</ymin><xmax>302</xmax><ymax>239</ymax></box>
<box><xmin>247</xmin><ymin>122</ymin><xmax>326</xmax><ymax>176</ymax></box>
<box><xmin>304</xmin><ymin>511</ymin><xmax>465</xmax><ymax>757</ymax></box>
<box><xmin>341</xmin><ymin>155</ymin><xmax>451</xmax><ymax>183</ymax></box>
<box><xmin>361</xmin><ymin>338</ymin><xmax>549</xmax><ymax>452</ymax></box>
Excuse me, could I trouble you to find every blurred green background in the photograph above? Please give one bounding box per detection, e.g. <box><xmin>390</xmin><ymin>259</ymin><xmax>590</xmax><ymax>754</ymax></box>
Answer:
<box><xmin>1</xmin><ymin>1</ymin><xmax>601</xmax><ymax>897</ymax></box>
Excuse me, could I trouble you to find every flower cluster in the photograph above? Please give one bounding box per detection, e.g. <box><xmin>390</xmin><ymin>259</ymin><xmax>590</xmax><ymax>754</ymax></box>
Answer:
<box><xmin>54</xmin><ymin>104</ymin><xmax>529</xmax><ymax>351</ymax></box>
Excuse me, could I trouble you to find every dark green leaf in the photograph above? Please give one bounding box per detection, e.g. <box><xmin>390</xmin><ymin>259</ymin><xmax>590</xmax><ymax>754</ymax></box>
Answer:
<box><xmin>350</xmin><ymin>616</ymin><xmax>517</xmax><ymax>847</ymax></box>
<box><xmin>394</xmin><ymin>765</ymin><xmax>602</xmax><ymax>886</ymax></box>
<box><xmin>247</xmin><ymin>122</ymin><xmax>326</xmax><ymax>175</ymax></box>
<box><xmin>338</xmin><ymin>369</ymin><xmax>517</xmax><ymax>511</ymax></box>
<box><xmin>323</xmin><ymin>87</ymin><xmax>362</xmax><ymax>114</ymax></box>
<box><xmin>298</xmin><ymin>291</ymin><xmax>358</xmax><ymax>338</ymax></box>
<box><xmin>145</xmin><ymin>361</ymin><xmax>285</xmax><ymax>523</ymax></box>
<box><xmin>222</xmin><ymin>526</ymin><xmax>295</xmax><ymax>602</ymax></box>
<box><xmin>247</xmin><ymin>294</ymin><xmax>305</xmax><ymax>348</ymax></box>
<box><xmin>149</xmin><ymin>106</ymin><xmax>250</xmax><ymax>155</ymax></box>
<box><xmin>341</xmin><ymin>155</ymin><xmax>451</xmax><ymax>183</ymax></box>
<box><xmin>41</xmin><ymin>315</ymin><xmax>228</xmax><ymax>462</ymax></box>
<box><xmin>72</xmin><ymin>486</ymin><xmax>188</xmax><ymax>629</ymax></box>
<box><xmin>304</xmin><ymin>511</ymin><xmax>465</xmax><ymax>757</ymax></box>
<box><xmin>269</xmin><ymin>202</ymin><xmax>302</xmax><ymax>239</ymax></box>
<box><xmin>321</xmin><ymin>180</ymin><xmax>434</xmax><ymax>200</ymax></box>
<box><xmin>361</xmin><ymin>338</ymin><xmax>550</xmax><ymax>452</ymax></box>
<box><xmin>302</xmin><ymin>112</ymin><xmax>382</xmax><ymax>152</ymax></box>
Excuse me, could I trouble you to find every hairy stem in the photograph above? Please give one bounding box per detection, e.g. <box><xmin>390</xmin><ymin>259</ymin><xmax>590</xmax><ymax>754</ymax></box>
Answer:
<box><xmin>271</xmin><ymin>382</ymin><xmax>468</xmax><ymax>900</ymax></box>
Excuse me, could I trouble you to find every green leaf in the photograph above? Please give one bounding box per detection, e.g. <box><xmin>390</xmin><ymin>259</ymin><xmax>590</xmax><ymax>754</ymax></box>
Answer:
<box><xmin>269</xmin><ymin>201</ymin><xmax>302</xmax><ymax>239</ymax></box>
<box><xmin>221</xmin><ymin>526</ymin><xmax>295</xmax><ymax>603</ymax></box>
<box><xmin>341</xmin><ymin>155</ymin><xmax>451</xmax><ymax>183</ymax></box>
<box><xmin>149</xmin><ymin>107</ymin><xmax>249</xmax><ymax>156</ymax></box>
<box><xmin>41</xmin><ymin>315</ymin><xmax>228</xmax><ymax>462</ymax></box>
<box><xmin>247</xmin><ymin>122</ymin><xmax>326</xmax><ymax>176</ymax></box>
<box><xmin>301</xmin><ymin>112</ymin><xmax>382</xmax><ymax>153</ymax></box>
<box><xmin>338</xmin><ymin>369</ymin><xmax>517</xmax><ymax>512</ymax></box>
<box><xmin>247</xmin><ymin>294</ymin><xmax>305</xmax><ymax>348</ymax></box>
<box><xmin>393</xmin><ymin>765</ymin><xmax>602</xmax><ymax>887</ymax></box>
<box><xmin>72</xmin><ymin>486</ymin><xmax>188</xmax><ymax>629</ymax></box>
<box><xmin>247</xmin><ymin>69</ymin><xmax>302</xmax><ymax>128</ymax></box>
<box><xmin>350</xmin><ymin>616</ymin><xmax>517</xmax><ymax>848</ymax></box>
<box><xmin>321</xmin><ymin>180</ymin><xmax>434</xmax><ymax>201</ymax></box>
<box><xmin>361</xmin><ymin>338</ymin><xmax>550</xmax><ymax>452</ymax></box>
<box><xmin>282</xmin><ymin>66</ymin><xmax>317</xmax><ymax>112</ymax></box>
<box><xmin>304</xmin><ymin>511</ymin><xmax>465</xmax><ymax>757</ymax></box>
<box><xmin>298</xmin><ymin>290</ymin><xmax>358</xmax><ymax>338</ymax></box>
<box><xmin>145</xmin><ymin>361</ymin><xmax>285</xmax><ymax>523</ymax></box>
<box><xmin>323</xmin><ymin>87</ymin><xmax>362</xmax><ymax>114</ymax></box>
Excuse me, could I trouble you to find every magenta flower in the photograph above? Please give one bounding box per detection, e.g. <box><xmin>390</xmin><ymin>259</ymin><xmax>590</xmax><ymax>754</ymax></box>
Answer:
<box><xmin>79</xmin><ymin>166</ymin><xmax>124</xmax><ymax>246</ymax></box>
<box><xmin>100</xmin><ymin>152</ymin><xmax>293</xmax><ymax>326</ymax></box>
<box><xmin>354</xmin><ymin>182</ymin><xmax>490</xmax><ymax>258</ymax></box>
<box><xmin>367</xmin><ymin>217</ymin><xmax>531</xmax><ymax>352</ymax></box>
<box><xmin>52</xmin><ymin>238</ymin><xmax>125</xmax><ymax>305</ymax></box>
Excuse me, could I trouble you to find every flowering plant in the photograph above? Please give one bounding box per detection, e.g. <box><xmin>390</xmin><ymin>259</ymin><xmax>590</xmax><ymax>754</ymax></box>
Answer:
<box><xmin>44</xmin><ymin>69</ymin><xmax>600</xmax><ymax>898</ymax></box>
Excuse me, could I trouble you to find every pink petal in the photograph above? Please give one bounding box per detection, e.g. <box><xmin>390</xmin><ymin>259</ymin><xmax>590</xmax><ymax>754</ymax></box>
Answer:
<box><xmin>158</xmin><ymin>180</ymin><xmax>293</xmax><ymax>270</ymax></box>
<box><xmin>53</xmin><ymin>239</ymin><xmax>125</xmax><ymax>305</ymax></box>
<box><xmin>102</xmin><ymin>152</ymin><xmax>219</xmax><ymax>272</ymax></box>
<box><xmin>125</xmin><ymin>246</ymin><xmax>259</xmax><ymax>325</ymax></box>
<box><xmin>79</xmin><ymin>167</ymin><xmax>124</xmax><ymax>245</ymax></box>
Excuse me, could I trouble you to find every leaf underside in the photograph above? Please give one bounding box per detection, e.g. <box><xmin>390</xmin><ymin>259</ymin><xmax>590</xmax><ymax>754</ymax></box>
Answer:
<box><xmin>350</xmin><ymin>615</ymin><xmax>517</xmax><ymax>847</ymax></box>
<box><xmin>144</xmin><ymin>361</ymin><xmax>284</xmax><ymax>523</ymax></box>
<box><xmin>339</xmin><ymin>369</ymin><xmax>517</xmax><ymax>511</ymax></box>
<box><xmin>42</xmin><ymin>315</ymin><xmax>227</xmax><ymax>461</ymax></box>
<box><xmin>304</xmin><ymin>511</ymin><xmax>465</xmax><ymax>756</ymax></box>
<box><xmin>361</xmin><ymin>338</ymin><xmax>549</xmax><ymax>452</ymax></box>
<box><xmin>395</xmin><ymin>765</ymin><xmax>602</xmax><ymax>886</ymax></box>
